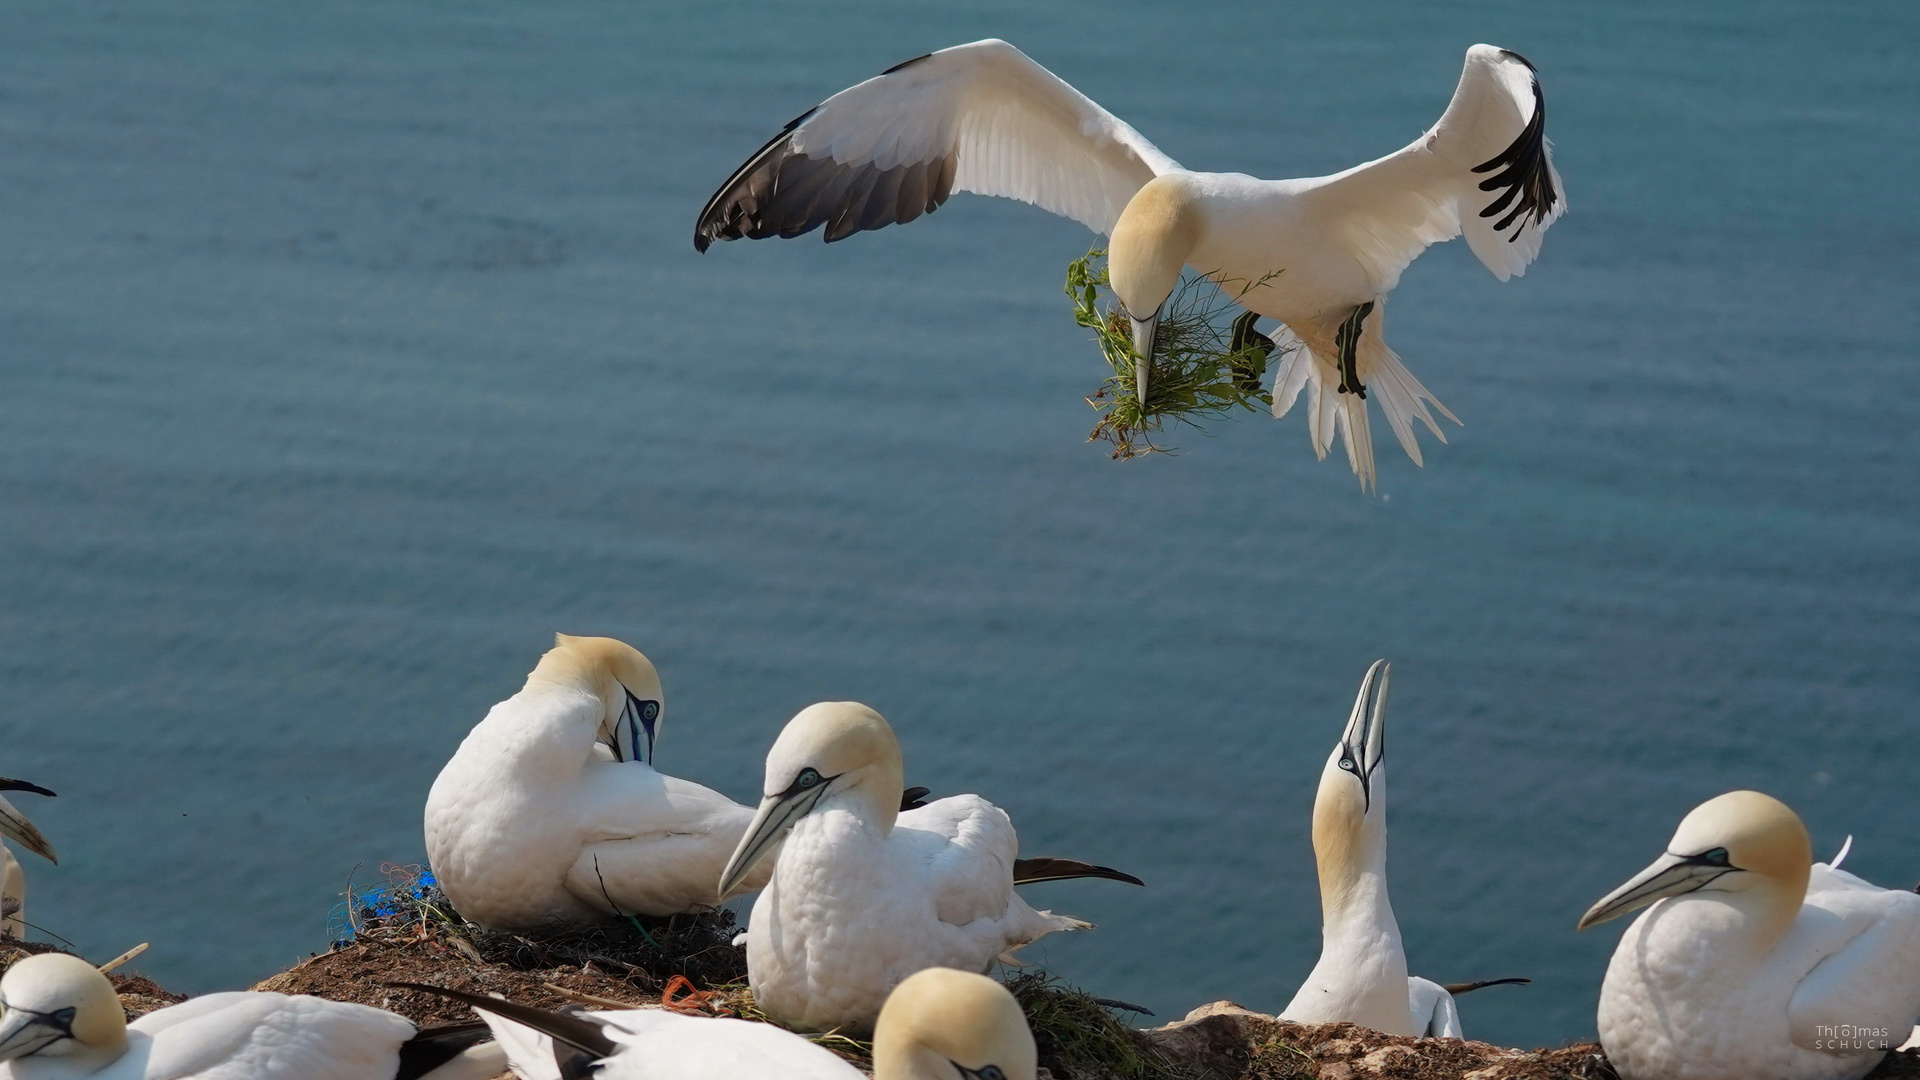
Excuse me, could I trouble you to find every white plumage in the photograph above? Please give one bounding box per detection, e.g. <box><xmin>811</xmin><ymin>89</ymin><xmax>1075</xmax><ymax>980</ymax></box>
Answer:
<box><xmin>410</xmin><ymin>965</ymin><xmax>1036</xmax><ymax>1080</ymax></box>
<box><xmin>1580</xmin><ymin>791</ymin><xmax>1920</xmax><ymax>1080</ymax></box>
<box><xmin>0</xmin><ymin>953</ymin><xmax>503</xmax><ymax>1080</ymax></box>
<box><xmin>424</xmin><ymin>634</ymin><xmax>769</xmax><ymax>930</ymax></box>
<box><xmin>1280</xmin><ymin>661</ymin><xmax>1510</xmax><ymax>1037</ymax></box>
<box><xmin>697</xmin><ymin>39</ymin><xmax>1564</xmax><ymax>489</ymax></box>
<box><xmin>715</xmin><ymin>702</ymin><xmax>1089</xmax><ymax>1034</ymax></box>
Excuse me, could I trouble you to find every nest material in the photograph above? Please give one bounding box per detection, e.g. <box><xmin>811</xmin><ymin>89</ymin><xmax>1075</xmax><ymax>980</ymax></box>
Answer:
<box><xmin>1066</xmin><ymin>248</ymin><xmax>1287</xmax><ymax>460</ymax></box>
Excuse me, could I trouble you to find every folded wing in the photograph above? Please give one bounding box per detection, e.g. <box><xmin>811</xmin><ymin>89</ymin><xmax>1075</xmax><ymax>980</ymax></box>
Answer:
<box><xmin>1299</xmin><ymin>44</ymin><xmax>1565</xmax><ymax>292</ymax></box>
<box><xmin>695</xmin><ymin>38</ymin><xmax>1180</xmax><ymax>250</ymax></box>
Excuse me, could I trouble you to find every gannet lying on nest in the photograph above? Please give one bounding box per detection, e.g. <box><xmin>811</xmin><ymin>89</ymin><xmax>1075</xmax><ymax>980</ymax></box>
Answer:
<box><xmin>1579</xmin><ymin>790</ymin><xmax>1920</xmax><ymax>1080</ymax></box>
<box><xmin>0</xmin><ymin>952</ymin><xmax>504</xmax><ymax>1080</ymax></box>
<box><xmin>716</xmin><ymin>701</ymin><xmax>1141</xmax><ymax>1034</ymax></box>
<box><xmin>0</xmin><ymin>777</ymin><xmax>57</xmax><ymax>939</ymax></box>
<box><xmin>696</xmin><ymin>39</ymin><xmax>1564</xmax><ymax>488</ymax></box>
<box><xmin>1280</xmin><ymin>662</ymin><xmax>1526</xmax><ymax>1036</ymax></box>
<box><xmin>401</xmin><ymin>966</ymin><xmax>1037</xmax><ymax>1080</ymax></box>
<box><xmin>425</xmin><ymin>634</ymin><xmax>773</xmax><ymax>928</ymax></box>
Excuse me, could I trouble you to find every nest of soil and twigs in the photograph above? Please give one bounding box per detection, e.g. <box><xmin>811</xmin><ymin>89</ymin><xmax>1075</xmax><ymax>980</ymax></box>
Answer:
<box><xmin>14</xmin><ymin>863</ymin><xmax>1920</xmax><ymax>1080</ymax></box>
<box><xmin>1066</xmin><ymin>247</ymin><xmax>1289</xmax><ymax>460</ymax></box>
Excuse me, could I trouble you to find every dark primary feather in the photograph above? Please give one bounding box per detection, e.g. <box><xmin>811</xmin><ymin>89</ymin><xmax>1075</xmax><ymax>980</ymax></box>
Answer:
<box><xmin>1012</xmin><ymin>857</ymin><xmax>1144</xmax><ymax>887</ymax></box>
<box><xmin>387</xmin><ymin>984</ymin><xmax>619</xmax><ymax>1061</ymax></box>
<box><xmin>394</xmin><ymin>1021</ymin><xmax>493</xmax><ymax>1080</ymax></box>
<box><xmin>0</xmin><ymin>778</ymin><xmax>55</xmax><ymax>798</ymax></box>
<box><xmin>900</xmin><ymin>786</ymin><xmax>932</xmax><ymax>812</ymax></box>
<box><xmin>1441</xmin><ymin>977</ymin><xmax>1531</xmax><ymax>996</ymax></box>
<box><xmin>693</xmin><ymin>58</ymin><xmax>959</xmax><ymax>252</ymax></box>
<box><xmin>1470</xmin><ymin>66</ymin><xmax>1557</xmax><ymax>242</ymax></box>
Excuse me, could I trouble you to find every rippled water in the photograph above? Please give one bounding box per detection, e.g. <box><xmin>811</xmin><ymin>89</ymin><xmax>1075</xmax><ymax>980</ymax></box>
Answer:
<box><xmin>2</xmin><ymin>0</ymin><xmax>1915</xmax><ymax>1049</ymax></box>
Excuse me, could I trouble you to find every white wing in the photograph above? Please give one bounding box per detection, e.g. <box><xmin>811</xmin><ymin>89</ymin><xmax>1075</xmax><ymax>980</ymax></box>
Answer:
<box><xmin>1785</xmin><ymin>864</ymin><xmax>1920</xmax><ymax>1053</ymax></box>
<box><xmin>563</xmin><ymin>764</ymin><xmax>764</xmax><ymax>916</ymax></box>
<box><xmin>1297</xmin><ymin>44</ymin><xmax>1565</xmax><ymax>292</ymax></box>
<box><xmin>896</xmin><ymin>795</ymin><xmax>1021</xmax><ymax>928</ymax></box>
<box><xmin>695</xmin><ymin>38</ymin><xmax>1180</xmax><ymax>249</ymax></box>
<box><xmin>1406</xmin><ymin>977</ymin><xmax>1463</xmax><ymax>1038</ymax></box>
<box><xmin>125</xmin><ymin>993</ymin><xmax>411</xmax><ymax>1080</ymax></box>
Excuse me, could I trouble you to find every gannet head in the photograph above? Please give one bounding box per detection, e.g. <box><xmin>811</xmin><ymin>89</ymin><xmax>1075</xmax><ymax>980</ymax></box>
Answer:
<box><xmin>0</xmin><ymin>778</ymin><xmax>58</xmax><ymax>864</ymax></box>
<box><xmin>873</xmin><ymin>968</ymin><xmax>1037</xmax><ymax>1080</ymax></box>
<box><xmin>716</xmin><ymin>701</ymin><xmax>906</xmax><ymax>898</ymax></box>
<box><xmin>1110</xmin><ymin>175</ymin><xmax>1203</xmax><ymax>405</ymax></box>
<box><xmin>0</xmin><ymin>953</ymin><xmax>127</xmax><ymax>1065</ymax></box>
<box><xmin>1577</xmin><ymin>790</ymin><xmax>1812</xmax><ymax>933</ymax></box>
<box><xmin>531</xmin><ymin>634</ymin><xmax>665</xmax><ymax>765</ymax></box>
<box><xmin>1312</xmin><ymin>661</ymin><xmax>1390</xmax><ymax>908</ymax></box>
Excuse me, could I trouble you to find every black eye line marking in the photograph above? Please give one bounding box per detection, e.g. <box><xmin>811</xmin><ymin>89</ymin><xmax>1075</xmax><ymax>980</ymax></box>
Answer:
<box><xmin>612</xmin><ymin>684</ymin><xmax>661</xmax><ymax>765</ymax></box>
<box><xmin>778</xmin><ymin>766</ymin><xmax>841</xmax><ymax>800</ymax></box>
<box><xmin>950</xmin><ymin>1062</ymin><xmax>1007</xmax><ymax>1080</ymax></box>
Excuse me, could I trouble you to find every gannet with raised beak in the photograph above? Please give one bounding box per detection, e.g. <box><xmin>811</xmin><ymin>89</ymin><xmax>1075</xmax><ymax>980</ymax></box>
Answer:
<box><xmin>716</xmin><ymin>701</ymin><xmax>1134</xmax><ymax>1034</ymax></box>
<box><xmin>0</xmin><ymin>778</ymin><xmax>58</xmax><ymax>939</ymax></box>
<box><xmin>1578</xmin><ymin>790</ymin><xmax>1920</xmax><ymax>1080</ymax></box>
<box><xmin>400</xmin><ymin>966</ymin><xmax>1037</xmax><ymax>1080</ymax></box>
<box><xmin>425</xmin><ymin>634</ymin><xmax>771</xmax><ymax>929</ymax></box>
<box><xmin>1281</xmin><ymin>661</ymin><xmax>1524</xmax><ymax>1036</ymax></box>
<box><xmin>696</xmin><ymin>39</ymin><xmax>1563</xmax><ymax>489</ymax></box>
<box><xmin>0</xmin><ymin>952</ymin><xmax>504</xmax><ymax>1080</ymax></box>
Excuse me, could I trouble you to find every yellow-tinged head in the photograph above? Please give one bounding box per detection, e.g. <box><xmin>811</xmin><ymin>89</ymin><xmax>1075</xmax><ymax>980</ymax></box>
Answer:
<box><xmin>0</xmin><ymin>952</ymin><xmax>128</xmax><ymax>1065</ymax></box>
<box><xmin>716</xmin><ymin>701</ymin><xmax>906</xmax><ymax>898</ymax></box>
<box><xmin>1578</xmin><ymin>790</ymin><xmax>1812</xmax><ymax>935</ymax></box>
<box><xmin>1109</xmin><ymin>175</ymin><xmax>1205</xmax><ymax>404</ymax></box>
<box><xmin>530</xmin><ymin>634</ymin><xmax>665</xmax><ymax>765</ymax></box>
<box><xmin>873</xmin><ymin>968</ymin><xmax>1037</xmax><ymax>1080</ymax></box>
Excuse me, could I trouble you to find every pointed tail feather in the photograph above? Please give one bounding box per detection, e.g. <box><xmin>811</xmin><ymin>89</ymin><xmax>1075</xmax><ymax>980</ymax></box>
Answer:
<box><xmin>1269</xmin><ymin>316</ymin><xmax>1457</xmax><ymax>491</ymax></box>
<box><xmin>1013</xmin><ymin>857</ymin><xmax>1144</xmax><ymax>887</ymax></box>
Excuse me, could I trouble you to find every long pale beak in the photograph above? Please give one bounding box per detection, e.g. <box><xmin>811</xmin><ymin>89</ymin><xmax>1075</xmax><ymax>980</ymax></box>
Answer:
<box><xmin>0</xmin><ymin>1008</ymin><xmax>68</xmax><ymax>1062</ymax></box>
<box><xmin>1577</xmin><ymin>851</ymin><xmax>1736</xmax><ymax>930</ymax></box>
<box><xmin>1130</xmin><ymin>312</ymin><xmax>1159</xmax><ymax>406</ymax></box>
<box><xmin>716</xmin><ymin>784</ymin><xmax>830</xmax><ymax>900</ymax></box>
<box><xmin>0</xmin><ymin>793</ymin><xmax>56</xmax><ymax>864</ymax></box>
<box><xmin>607</xmin><ymin>691</ymin><xmax>659</xmax><ymax>766</ymax></box>
<box><xmin>1338</xmin><ymin>660</ymin><xmax>1389</xmax><ymax>809</ymax></box>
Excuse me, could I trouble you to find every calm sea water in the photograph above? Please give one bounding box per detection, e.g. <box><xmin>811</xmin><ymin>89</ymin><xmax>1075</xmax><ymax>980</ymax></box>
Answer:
<box><xmin>2</xmin><ymin>0</ymin><xmax>1916</xmax><ymax>1049</ymax></box>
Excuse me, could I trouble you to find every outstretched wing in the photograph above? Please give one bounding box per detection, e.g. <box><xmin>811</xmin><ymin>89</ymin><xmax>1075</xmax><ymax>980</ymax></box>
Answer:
<box><xmin>1297</xmin><ymin>44</ymin><xmax>1565</xmax><ymax>291</ymax></box>
<box><xmin>695</xmin><ymin>38</ymin><xmax>1181</xmax><ymax>250</ymax></box>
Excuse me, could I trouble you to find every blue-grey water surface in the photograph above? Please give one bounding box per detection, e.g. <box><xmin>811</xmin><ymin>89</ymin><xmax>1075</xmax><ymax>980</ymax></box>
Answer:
<box><xmin>2</xmin><ymin>0</ymin><xmax>1916</xmax><ymax>1050</ymax></box>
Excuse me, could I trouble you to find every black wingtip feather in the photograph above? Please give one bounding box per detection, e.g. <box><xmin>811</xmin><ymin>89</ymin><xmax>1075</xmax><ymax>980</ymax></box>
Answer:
<box><xmin>1012</xmin><ymin>857</ymin><xmax>1145</xmax><ymax>888</ymax></box>
<box><xmin>0</xmin><ymin>778</ymin><xmax>55</xmax><ymax>798</ymax></box>
<box><xmin>1469</xmin><ymin>75</ymin><xmax>1556</xmax><ymax>240</ymax></box>
<box><xmin>395</xmin><ymin>1021</ymin><xmax>495</xmax><ymax>1080</ymax></box>
<box><xmin>1441</xmin><ymin>977</ymin><xmax>1532</xmax><ymax>996</ymax></box>
<box><xmin>386</xmin><ymin>983</ymin><xmax>619</xmax><ymax>1061</ymax></box>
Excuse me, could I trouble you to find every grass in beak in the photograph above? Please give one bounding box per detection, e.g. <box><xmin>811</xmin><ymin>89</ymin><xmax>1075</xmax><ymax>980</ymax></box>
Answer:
<box><xmin>1066</xmin><ymin>247</ymin><xmax>1288</xmax><ymax>460</ymax></box>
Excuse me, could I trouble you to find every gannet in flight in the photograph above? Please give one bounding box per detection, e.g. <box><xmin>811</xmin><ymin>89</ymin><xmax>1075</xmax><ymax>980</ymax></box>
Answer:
<box><xmin>401</xmin><ymin>965</ymin><xmax>1036</xmax><ymax>1080</ymax></box>
<box><xmin>716</xmin><ymin>701</ymin><xmax>1137</xmax><ymax>1034</ymax></box>
<box><xmin>425</xmin><ymin>634</ymin><xmax>773</xmax><ymax>929</ymax></box>
<box><xmin>0</xmin><ymin>952</ymin><xmax>505</xmax><ymax>1080</ymax></box>
<box><xmin>0</xmin><ymin>778</ymin><xmax>57</xmax><ymax>939</ymax></box>
<box><xmin>1579</xmin><ymin>790</ymin><xmax>1920</xmax><ymax>1080</ymax></box>
<box><xmin>695</xmin><ymin>39</ymin><xmax>1563</xmax><ymax>488</ymax></box>
<box><xmin>1280</xmin><ymin>662</ymin><xmax>1525</xmax><ymax>1036</ymax></box>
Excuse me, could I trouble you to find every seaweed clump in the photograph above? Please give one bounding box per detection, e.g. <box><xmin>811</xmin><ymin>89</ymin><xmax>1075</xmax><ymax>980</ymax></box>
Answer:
<box><xmin>1066</xmin><ymin>248</ymin><xmax>1288</xmax><ymax>460</ymax></box>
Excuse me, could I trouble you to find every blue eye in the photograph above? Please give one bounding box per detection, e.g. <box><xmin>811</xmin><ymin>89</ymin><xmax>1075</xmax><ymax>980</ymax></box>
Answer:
<box><xmin>640</xmin><ymin>700</ymin><xmax>659</xmax><ymax>723</ymax></box>
<box><xmin>1339</xmin><ymin>758</ymin><xmax>1356</xmax><ymax>771</ymax></box>
<box><xmin>797</xmin><ymin>768</ymin><xmax>822</xmax><ymax>789</ymax></box>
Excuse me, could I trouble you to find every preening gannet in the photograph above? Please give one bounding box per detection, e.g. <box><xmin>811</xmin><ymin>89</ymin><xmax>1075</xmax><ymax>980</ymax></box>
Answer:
<box><xmin>695</xmin><ymin>39</ymin><xmax>1564</xmax><ymax>488</ymax></box>
<box><xmin>1579</xmin><ymin>790</ymin><xmax>1920</xmax><ymax>1080</ymax></box>
<box><xmin>0</xmin><ymin>778</ymin><xmax>58</xmax><ymax>939</ymax></box>
<box><xmin>1280</xmin><ymin>662</ymin><xmax>1524</xmax><ymax>1037</ymax></box>
<box><xmin>424</xmin><ymin>634</ymin><xmax>771</xmax><ymax>930</ymax></box>
<box><xmin>400</xmin><ymin>966</ymin><xmax>1036</xmax><ymax>1080</ymax></box>
<box><xmin>716</xmin><ymin>701</ymin><xmax>1134</xmax><ymax>1034</ymax></box>
<box><xmin>0</xmin><ymin>952</ymin><xmax>505</xmax><ymax>1080</ymax></box>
